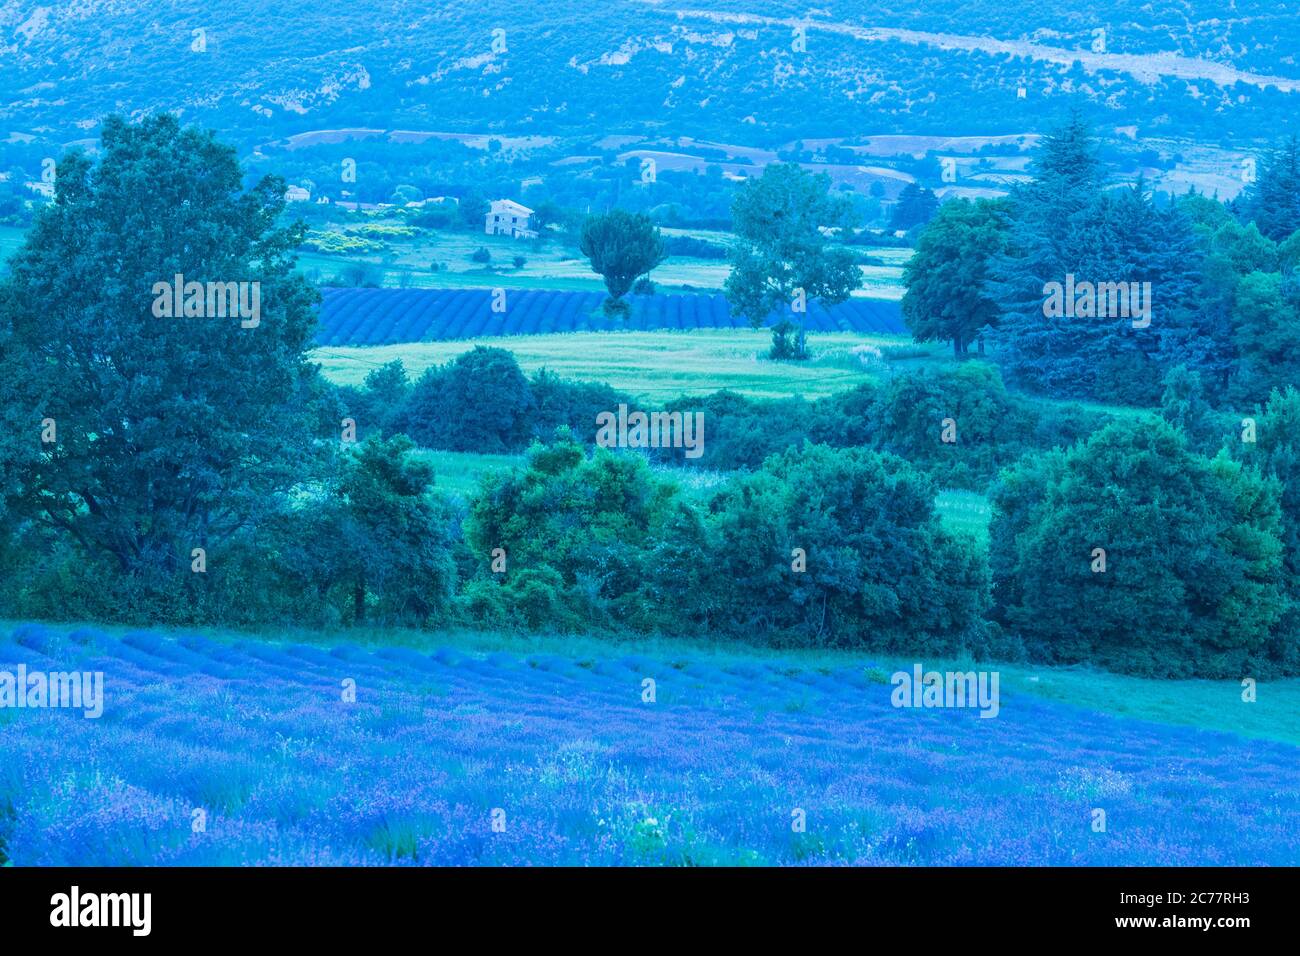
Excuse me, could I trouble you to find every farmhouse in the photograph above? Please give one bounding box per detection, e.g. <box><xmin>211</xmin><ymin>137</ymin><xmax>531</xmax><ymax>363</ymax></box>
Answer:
<box><xmin>284</xmin><ymin>185</ymin><xmax>311</xmax><ymax>202</ymax></box>
<box><xmin>485</xmin><ymin>199</ymin><xmax>537</xmax><ymax>239</ymax></box>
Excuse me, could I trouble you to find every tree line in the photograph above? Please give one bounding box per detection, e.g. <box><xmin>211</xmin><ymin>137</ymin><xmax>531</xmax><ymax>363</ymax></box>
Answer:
<box><xmin>1</xmin><ymin>115</ymin><xmax>1298</xmax><ymax>679</ymax></box>
<box><xmin>903</xmin><ymin>117</ymin><xmax>1300</xmax><ymax>407</ymax></box>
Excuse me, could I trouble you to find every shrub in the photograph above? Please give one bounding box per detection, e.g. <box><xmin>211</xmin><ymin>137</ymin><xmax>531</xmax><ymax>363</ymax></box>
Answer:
<box><xmin>528</xmin><ymin>370</ymin><xmax>633</xmax><ymax>445</ymax></box>
<box><xmin>990</xmin><ymin>419</ymin><xmax>1289</xmax><ymax>677</ymax></box>
<box><xmin>867</xmin><ymin>363</ymin><xmax>1031</xmax><ymax>489</ymax></box>
<box><xmin>338</xmin><ymin>360</ymin><xmax>410</xmax><ymax>439</ymax></box>
<box><xmin>601</xmin><ymin>296</ymin><xmax>631</xmax><ymax>319</ymax></box>
<box><xmin>657</xmin><ymin>390</ymin><xmax>815</xmax><ymax>470</ymax></box>
<box><xmin>464</xmin><ymin>437</ymin><xmax>675</xmax><ymax>626</ymax></box>
<box><xmin>402</xmin><ymin>347</ymin><xmax>534</xmax><ymax>453</ymax></box>
<box><xmin>302</xmin><ymin>230</ymin><xmax>385</xmax><ymax>255</ymax></box>
<box><xmin>664</xmin><ymin>367</ymin><xmax>1106</xmax><ymax>490</ymax></box>
<box><xmin>335</xmin><ymin>262</ymin><xmax>385</xmax><ymax>287</ymax></box>
<box><xmin>696</xmin><ymin>444</ymin><xmax>989</xmax><ymax>650</ymax></box>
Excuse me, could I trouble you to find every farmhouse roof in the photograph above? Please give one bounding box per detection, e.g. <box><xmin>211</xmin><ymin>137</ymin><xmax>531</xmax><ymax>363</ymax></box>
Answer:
<box><xmin>490</xmin><ymin>199</ymin><xmax>534</xmax><ymax>215</ymax></box>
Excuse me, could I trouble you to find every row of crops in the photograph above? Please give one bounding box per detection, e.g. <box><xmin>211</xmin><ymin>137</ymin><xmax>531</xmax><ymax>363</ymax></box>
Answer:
<box><xmin>313</xmin><ymin>288</ymin><xmax>905</xmax><ymax>345</ymax></box>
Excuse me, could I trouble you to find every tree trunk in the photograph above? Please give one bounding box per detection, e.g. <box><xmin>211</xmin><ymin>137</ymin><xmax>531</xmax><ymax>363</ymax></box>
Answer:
<box><xmin>353</xmin><ymin>579</ymin><xmax>366</xmax><ymax>624</ymax></box>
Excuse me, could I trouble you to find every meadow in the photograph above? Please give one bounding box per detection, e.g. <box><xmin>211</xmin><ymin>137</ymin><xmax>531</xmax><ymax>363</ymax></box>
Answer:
<box><xmin>2</xmin><ymin>621</ymin><xmax>1295</xmax><ymax>866</ymax></box>
<box><xmin>413</xmin><ymin>449</ymin><xmax>523</xmax><ymax>497</ymax></box>
<box><xmin>315</xmin><ymin>328</ymin><xmax>937</xmax><ymax>402</ymax></box>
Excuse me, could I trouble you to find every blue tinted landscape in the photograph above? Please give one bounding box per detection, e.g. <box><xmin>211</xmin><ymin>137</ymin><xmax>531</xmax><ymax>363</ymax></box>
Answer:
<box><xmin>2</xmin><ymin>2</ymin><xmax>1300</xmax><ymax>870</ymax></box>
<box><xmin>2</xmin><ymin>623</ymin><xmax>1297</xmax><ymax>866</ymax></box>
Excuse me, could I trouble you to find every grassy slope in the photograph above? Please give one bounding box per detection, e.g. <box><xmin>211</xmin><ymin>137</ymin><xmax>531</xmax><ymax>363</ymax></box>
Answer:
<box><xmin>314</xmin><ymin>329</ymin><xmax>924</xmax><ymax>401</ymax></box>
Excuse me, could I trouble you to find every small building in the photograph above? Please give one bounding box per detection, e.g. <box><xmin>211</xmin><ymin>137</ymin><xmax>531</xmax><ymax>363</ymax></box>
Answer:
<box><xmin>485</xmin><ymin>199</ymin><xmax>537</xmax><ymax>239</ymax></box>
<box><xmin>284</xmin><ymin>185</ymin><xmax>311</xmax><ymax>202</ymax></box>
<box><xmin>25</xmin><ymin>180</ymin><xmax>54</xmax><ymax>198</ymax></box>
<box><xmin>404</xmin><ymin>196</ymin><xmax>459</xmax><ymax>209</ymax></box>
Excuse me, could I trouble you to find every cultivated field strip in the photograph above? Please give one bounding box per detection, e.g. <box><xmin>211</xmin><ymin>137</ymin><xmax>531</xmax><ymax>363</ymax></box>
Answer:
<box><xmin>2</xmin><ymin>624</ymin><xmax>1296</xmax><ymax>866</ymax></box>
<box><xmin>314</xmin><ymin>288</ymin><xmax>906</xmax><ymax>346</ymax></box>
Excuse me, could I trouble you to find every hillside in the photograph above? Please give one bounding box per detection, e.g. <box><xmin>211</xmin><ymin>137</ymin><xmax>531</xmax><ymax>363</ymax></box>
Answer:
<box><xmin>3</xmin><ymin>622</ymin><xmax>1297</xmax><ymax>865</ymax></box>
<box><xmin>3</xmin><ymin>0</ymin><xmax>1298</xmax><ymax>157</ymax></box>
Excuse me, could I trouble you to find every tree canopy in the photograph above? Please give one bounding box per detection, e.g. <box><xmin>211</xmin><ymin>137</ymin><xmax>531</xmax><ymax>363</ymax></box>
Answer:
<box><xmin>990</xmin><ymin>419</ymin><xmax>1288</xmax><ymax>677</ymax></box>
<box><xmin>579</xmin><ymin>209</ymin><xmax>665</xmax><ymax>316</ymax></box>
<box><xmin>902</xmin><ymin>197</ymin><xmax>1009</xmax><ymax>355</ymax></box>
<box><xmin>724</xmin><ymin>163</ymin><xmax>861</xmax><ymax>359</ymax></box>
<box><xmin>0</xmin><ymin>114</ymin><xmax>324</xmax><ymax>588</ymax></box>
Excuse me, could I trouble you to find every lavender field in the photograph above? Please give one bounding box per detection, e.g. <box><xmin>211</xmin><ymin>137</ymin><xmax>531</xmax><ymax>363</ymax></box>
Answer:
<box><xmin>2</xmin><ymin>622</ymin><xmax>1297</xmax><ymax>867</ymax></box>
<box><xmin>313</xmin><ymin>288</ymin><xmax>906</xmax><ymax>345</ymax></box>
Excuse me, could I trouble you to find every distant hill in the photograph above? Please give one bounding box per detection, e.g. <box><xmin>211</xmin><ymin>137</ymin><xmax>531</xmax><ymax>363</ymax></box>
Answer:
<box><xmin>3</xmin><ymin>0</ymin><xmax>1299</xmax><ymax>157</ymax></box>
<box><xmin>313</xmin><ymin>287</ymin><xmax>905</xmax><ymax>345</ymax></box>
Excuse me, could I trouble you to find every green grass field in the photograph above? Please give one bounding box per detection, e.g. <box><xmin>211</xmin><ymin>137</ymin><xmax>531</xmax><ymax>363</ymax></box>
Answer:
<box><xmin>413</xmin><ymin>449</ymin><xmax>521</xmax><ymax>496</ymax></box>
<box><xmin>315</xmin><ymin>329</ymin><xmax>922</xmax><ymax>402</ymax></box>
<box><xmin>935</xmin><ymin>489</ymin><xmax>993</xmax><ymax>544</ymax></box>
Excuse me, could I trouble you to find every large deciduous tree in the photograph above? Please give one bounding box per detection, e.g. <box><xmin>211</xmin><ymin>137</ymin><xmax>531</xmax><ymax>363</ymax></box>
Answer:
<box><xmin>724</xmin><ymin>163</ymin><xmax>861</xmax><ymax>360</ymax></box>
<box><xmin>0</xmin><ymin>114</ymin><xmax>324</xmax><ymax>585</ymax></box>
<box><xmin>279</xmin><ymin>434</ymin><xmax>458</xmax><ymax>625</ymax></box>
<box><xmin>902</xmin><ymin>197</ymin><xmax>1009</xmax><ymax>356</ymax></box>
